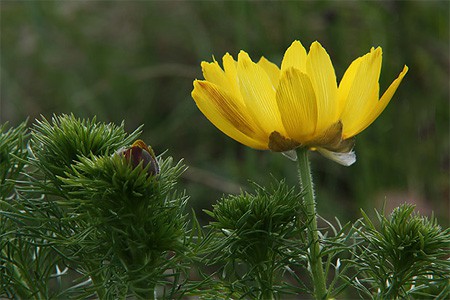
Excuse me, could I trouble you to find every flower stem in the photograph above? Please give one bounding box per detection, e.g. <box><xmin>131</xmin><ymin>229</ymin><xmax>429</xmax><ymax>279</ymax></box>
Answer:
<box><xmin>296</xmin><ymin>147</ymin><xmax>327</xmax><ymax>299</ymax></box>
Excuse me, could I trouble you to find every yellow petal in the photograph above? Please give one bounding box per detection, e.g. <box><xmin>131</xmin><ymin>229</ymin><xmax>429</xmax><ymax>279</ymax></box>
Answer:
<box><xmin>222</xmin><ymin>52</ymin><xmax>237</xmax><ymax>74</ymax></box>
<box><xmin>276</xmin><ymin>68</ymin><xmax>317</xmax><ymax>142</ymax></box>
<box><xmin>281</xmin><ymin>40</ymin><xmax>307</xmax><ymax>73</ymax></box>
<box><xmin>237</xmin><ymin>51</ymin><xmax>286</xmax><ymax>136</ymax></box>
<box><xmin>341</xmin><ymin>88</ymin><xmax>379</xmax><ymax>138</ymax></box>
<box><xmin>336</xmin><ymin>56</ymin><xmax>363</xmax><ymax>115</ymax></box>
<box><xmin>221</xmin><ymin>53</ymin><xmax>243</xmax><ymax>104</ymax></box>
<box><xmin>339</xmin><ymin>47</ymin><xmax>383</xmax><ymax>138</ymax></box>
<box><xmin>306</xmin><ymin>41</ymin><xmax>339</xmax><ymax>133</ymax></box>
<box><xmin>258</xmin><ymin>56</ymin><xmax>280</xmax><ymax>89</ymax></box>
<box><xmin>344</xmin><ymin>65</ymin><xmax>409</xmax><ymax>138</ymax></box>
<box><xmin>192</xmin><ymin>80</ymin><xmax>268</xmax><ymax>149</ymax></box>
<box><xmin>201</xmin><ymin>59</ymin><xmax>227</xmax><ymax>88</ymax></box>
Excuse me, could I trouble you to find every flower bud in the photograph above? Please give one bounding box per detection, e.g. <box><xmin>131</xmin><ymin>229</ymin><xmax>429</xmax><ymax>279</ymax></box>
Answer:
<box><xmin>119</xmin><ymin>139</ymin><xmax>159</xmax><ymax>176</ymax></box>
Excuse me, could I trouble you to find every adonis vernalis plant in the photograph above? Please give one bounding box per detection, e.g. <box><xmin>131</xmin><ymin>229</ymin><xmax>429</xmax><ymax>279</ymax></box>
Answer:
<box><xmin>1</xmin><ymin>40</ymin><xmax>448</xmax><ymax>300</ymax></box>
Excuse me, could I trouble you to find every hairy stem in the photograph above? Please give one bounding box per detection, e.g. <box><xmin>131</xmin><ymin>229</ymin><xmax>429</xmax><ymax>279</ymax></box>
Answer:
<box><xmin>296</xmin><ymin>147</ymin><xmax>327</xmax><ymax>299</ymax></box>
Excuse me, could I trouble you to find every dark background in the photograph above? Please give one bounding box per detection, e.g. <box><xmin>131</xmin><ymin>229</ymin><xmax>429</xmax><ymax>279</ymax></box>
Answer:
<box><xmin>1</xmin><ymin>1</ymin><xmax>448</xmax><ymax>224</ymax></box>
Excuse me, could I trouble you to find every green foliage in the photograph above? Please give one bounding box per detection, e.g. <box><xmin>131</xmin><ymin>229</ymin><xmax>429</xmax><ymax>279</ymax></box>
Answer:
<box><xmin>0</xmin><ymin>216</ymin><xmax>65</xmax><ymax>299</ymax></box>
<box><xmin>203</xmin><ymin>180</ymin><xmax>308</xmax><ymax>299</ymax></box>
<box><xmin>1</xmin><ymin>115</ymin><xmax>190</xmax><ymax>299</ymax></box>
<box><xmin>206</xmin><ymin>180</ymin><xmax>307</xmax><ymax>262</ymax></box>
<box><xmin>29</xmin><ymin>113</ymin><xmax>142</xmax><ymax>184</ymax></box>
<box><xmin>1</xmin><ymin>120</ymin><xmax>67</xmax><ymax>298</ymax></box>
<box><xmin>61</xmin><ymin>153</ymin><xmax>189</xmax><ymax>298</ymax></box>
<box><xmin>313</xmin><ymin>217</ymin><xmax>356</xmax><ymax>299</ymax></box>
<box><xmin>0</xmin><ymin>121</ymin><xmax>28</xmax><ymax>198</ymax></box>
<box><xmin>353</xmin><ymin>204</ymin><xmax>450</xmax><ymax>299</ymax></box>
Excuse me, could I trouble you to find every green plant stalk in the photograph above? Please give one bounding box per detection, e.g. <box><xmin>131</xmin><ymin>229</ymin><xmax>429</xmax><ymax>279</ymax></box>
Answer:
<box><xmin>256</xmin><ymin>262</ymin><xmax>275</xmax><ymax>300</ymax></box>
<box><xmin>89</xmin><ymin>271</ymin><xmax>106</xmax><ymax>299</ymax></box>
<box><xmin>296</xmin><ymin>147</ymin><xmax>327</xmax><ymax>299</ymax></box>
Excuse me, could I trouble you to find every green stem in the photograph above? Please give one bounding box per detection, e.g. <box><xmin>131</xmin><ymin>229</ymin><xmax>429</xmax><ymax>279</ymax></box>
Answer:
<box><xmin>296</xmin><ymin>147</ymin><xmax>327</xmax><ymax>300</ymax></box>
<box><xmin>257</xmin><ymin>262</ymin><xmax>274</xmax><ymax>300</ymax></box>
<box><xmin>90</xmin><ymin>272</ymin><xmax>107</xmax><ymax>299</ymax></box>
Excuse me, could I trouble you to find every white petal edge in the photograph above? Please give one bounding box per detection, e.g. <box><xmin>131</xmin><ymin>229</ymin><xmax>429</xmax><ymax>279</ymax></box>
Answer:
<box><xmin>281</xmin><ymin>150</ymin><xmax>298</xmax><ymax>161</ymax></box>
<box><xmin>317</xmin><ymin>148</ymin><xmax>356</xmax><ymax>166</ymax></box>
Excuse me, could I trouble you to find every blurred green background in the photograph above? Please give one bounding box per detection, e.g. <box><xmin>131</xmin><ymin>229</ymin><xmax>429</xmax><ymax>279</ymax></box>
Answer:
<box><xmin>1</xmin><ymin>1</ymin><xmax>448</xmax><ymax>224</ymax></box>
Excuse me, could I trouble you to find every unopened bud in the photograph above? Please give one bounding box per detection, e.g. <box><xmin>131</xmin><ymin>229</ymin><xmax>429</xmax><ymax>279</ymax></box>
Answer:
<box><xmin>119</xmin><ymin>140</ymin><xmax>159</xmax><ymax>176</ymax></box>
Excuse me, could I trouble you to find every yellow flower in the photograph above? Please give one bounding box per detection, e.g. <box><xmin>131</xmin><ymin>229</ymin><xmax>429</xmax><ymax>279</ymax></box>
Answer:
<box><xmin>191</xmin><ymin>40</ymin><xmax>408</xmax><ymax>165</ymax></box>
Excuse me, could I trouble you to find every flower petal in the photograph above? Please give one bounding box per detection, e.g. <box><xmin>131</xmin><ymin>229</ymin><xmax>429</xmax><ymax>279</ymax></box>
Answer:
<box><xmin>268</xmin><ymin>131</ymin><xmax>300</xmax><ymax>152</ymax></box>
<box><xmin>336</xmin><ymin>56</ymin><xmax>363</xmax><ymax>115</ymax></box>
<box><xmin>346</xmin><ymin>65</ymin><xmax>409</xmax><ymax>137</ymax></box>
<box><xmin>281</xmin><ymin>40</ymin><xmax>307</xmax><ymax>73</ymax></box>
<box><xmin>339</xmin><ymin>47</ymin><xmax>383</xmax><ymax>138</ymax></box>
<box><xmin>281</xmin><ymin>150</ymin><xmax>297</xmax><ymax>161</ymax></box>
<box><xmin>201</xmin><ymin>59</ymin><xmax>227</xmax><ymax>88</ymax></box>
<box><xmin>221</xmin><ymin>53</ymin><xmax>243</xmax><ymax>104</ymax></box>
<box><xmin>192</xmin><ymin>80</ymin><xmax>267</xmax><ymax>149</ymax></box>
<box><xmin>317</xmin><ymin>148</ymin><xmax>356</xmax><ymax>166</ymax></box>
<box><xmin>306</xmin><ymin>121</ymin><xmax>355</xmax><ymax>153</ymax></box>
<box><xmin>237</xmin><ymin>51</ymin><xmax>286</xmax><ymax>136</ymax></box>
<box><xmin>258</xmin><ymin>56</ymin><xmax>280</xmax><ymax>89</ymax></box>
<box><xmin>269</xmin><ymin>131</ymin><xmax>300</xmax><ymax>152</ymax></box>
<box><xmin>306</xmin><ymin>41</ymin><xmax>339</xmax><ymax>133</ymax></box>
<box><xmin>276</xmin><ymin>68</ymin><xmax>317</xmax><ymax>142</ymax></box>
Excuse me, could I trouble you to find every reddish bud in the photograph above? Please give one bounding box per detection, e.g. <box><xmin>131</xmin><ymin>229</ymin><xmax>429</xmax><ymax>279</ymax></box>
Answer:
<box><xmin>120</xmin><ymin>140</ymin><xmax>159</xmax><ymax>176</ymax></box>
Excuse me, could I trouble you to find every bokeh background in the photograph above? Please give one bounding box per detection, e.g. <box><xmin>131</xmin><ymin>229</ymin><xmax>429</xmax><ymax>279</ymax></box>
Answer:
<box><xmin>1</xmin><ymin>1</ymin><xmax>449</xmax><ymax>224</ymax></box>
